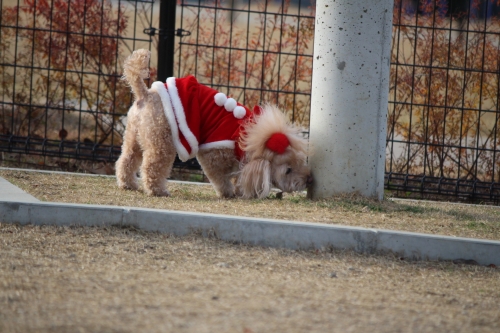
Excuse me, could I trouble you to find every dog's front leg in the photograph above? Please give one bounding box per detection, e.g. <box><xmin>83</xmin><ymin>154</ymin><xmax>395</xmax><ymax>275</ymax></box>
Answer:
<box><xmin>197</xmin><ymin>148</ymin><xmax>238</xmax><ymax>198</ymax></box>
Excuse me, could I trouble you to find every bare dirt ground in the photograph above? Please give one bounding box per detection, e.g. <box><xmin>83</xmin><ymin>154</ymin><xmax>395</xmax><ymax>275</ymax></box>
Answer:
<box><xmin>1</xmin><ymin>169</ymin><xmax>499</xmax><ymax>332</ymax></box>
<box><xmin>0</xmin><ymin>223</ymin><xmax>499</xmax><ymax>333</ymax></box>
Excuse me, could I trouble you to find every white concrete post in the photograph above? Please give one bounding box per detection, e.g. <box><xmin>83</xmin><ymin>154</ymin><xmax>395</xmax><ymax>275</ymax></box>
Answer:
<box><xmin>308</xmin><ymin>0</ymin><xmax>394</xmax><ymax>200</ymax></box>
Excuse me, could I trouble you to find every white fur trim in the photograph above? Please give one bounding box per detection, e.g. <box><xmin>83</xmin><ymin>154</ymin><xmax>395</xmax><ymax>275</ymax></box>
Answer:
<box><xmin>214</xmin><ymin>92</ymin><xmax>227</xmax><ymax>106</ymax></box>
<box><xmin>224</xmin><ymin>98</ymin><xmax>237</xmax><ymax>111</ymax></box>
<box><xmin>151</xmin><ymin>82</ymin><xmax>191</xmax><ymax>161</ymax></box>
<box><xmin>233</xmin><ymin>106</ymin><xmax>246</xmax><ymax>119</ymax></box>
<box><xmin>166</xmin><ymin>77</ymin><xmax>199</xmax><ymax>159</ymax></box>
<box><xmin>199</xmin><ymin>140</ymin><xmax>235</xmax><ymax>150</ymax></box>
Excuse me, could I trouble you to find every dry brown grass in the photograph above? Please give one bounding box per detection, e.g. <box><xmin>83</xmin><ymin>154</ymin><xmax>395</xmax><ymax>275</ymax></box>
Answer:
<box><xmin>1</xmin><ymin>169</ymin><xmax>500</xmax><ymax>241</ymax></box>
<box><xmin>0</xmin><ymin>222</ymin><xmax>499</xmax><ymax>333</ymax></box>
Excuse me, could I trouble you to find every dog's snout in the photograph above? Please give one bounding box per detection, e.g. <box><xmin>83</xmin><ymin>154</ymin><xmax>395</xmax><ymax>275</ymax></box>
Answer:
<box><xmin>306</xmin><ymin>175</ymin><xmax>313</xmax><ymax>186</ymax></box>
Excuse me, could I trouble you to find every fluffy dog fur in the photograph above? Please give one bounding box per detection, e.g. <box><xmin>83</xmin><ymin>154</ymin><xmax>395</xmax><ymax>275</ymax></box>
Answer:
<box><xmin>116</xmin><ymin>49</ymin><xmax>312</xmax><ymax>199</ymax></box>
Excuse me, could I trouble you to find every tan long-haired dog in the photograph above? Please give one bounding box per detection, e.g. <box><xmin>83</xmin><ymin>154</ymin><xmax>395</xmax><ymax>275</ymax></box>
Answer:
<box><xmin>115</xmin><ymin>49</ymin><xmax>312</xmax><ymax>199</ymax></box>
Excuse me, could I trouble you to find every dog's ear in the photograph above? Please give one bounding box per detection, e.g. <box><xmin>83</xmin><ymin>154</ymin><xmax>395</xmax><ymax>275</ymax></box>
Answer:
<box><xmin>237</xmin><ymin>159</ymin><xmax>272</xmax><ymax>199</ymax></box>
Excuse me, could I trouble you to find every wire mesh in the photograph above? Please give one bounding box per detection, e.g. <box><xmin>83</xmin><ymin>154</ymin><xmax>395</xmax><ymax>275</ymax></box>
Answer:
<box><xmin>387</xmin><ymin>0</ymin><xmax>500</xmax><ymax>203</ymax></box>
<box><xmin>0</xmin><ymin>0</ymin><xmax>156</xmax><ymax>169</ymax></box>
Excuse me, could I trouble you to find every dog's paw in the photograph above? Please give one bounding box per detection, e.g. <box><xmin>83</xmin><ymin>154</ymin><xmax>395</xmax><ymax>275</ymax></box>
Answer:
<box><xmin>157</xmin><ymin>190</ymin><xmax>171</xmax><ymax>197</ymax></box>
<box><xmin>117</xmin><ymin>181</ymin><xmax>139</xmax><ymax>191</ymax></box>
<box><xmin>218</xmin><ymin>192</ymin><xmax>236</xmax><ymax>199</ymax></box>
<box><xmin>146</xmin><ymin>189</ymin><xmax>171</xmax><ymax>197</ymax></box>
<box><xmin>215</xmin><ymin>187</ymin><xmax>236</xmax><ymax>199</ymax></box>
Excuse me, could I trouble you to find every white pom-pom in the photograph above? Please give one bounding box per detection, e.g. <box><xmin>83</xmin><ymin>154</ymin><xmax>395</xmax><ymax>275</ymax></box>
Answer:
<box><xmin>224</xmin><ymin>98</ymin><xmax>237</xmax><ymax>111</ymax></box>
<box><xmin>233</xmin><ymin>106</ymin><xmax>246</xmax><ymax>119</ymax></box>
<box><xmin>214</xmin><ymin>93</ymin><xmax>227</xmax><ymax>106</ymax></box>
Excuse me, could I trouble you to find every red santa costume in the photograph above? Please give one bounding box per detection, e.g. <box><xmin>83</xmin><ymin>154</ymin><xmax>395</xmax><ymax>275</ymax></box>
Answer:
<box><xmin>151</xmin><ymin>76</ymin><xmax>251</xmax><ymax>162</ymax></box>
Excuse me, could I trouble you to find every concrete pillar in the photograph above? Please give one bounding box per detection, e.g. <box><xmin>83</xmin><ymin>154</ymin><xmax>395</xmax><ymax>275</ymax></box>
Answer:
<box><xmin>308</xmin><ymin>0</ymin><xmax>394</xmax><ymax>200</ymax></box>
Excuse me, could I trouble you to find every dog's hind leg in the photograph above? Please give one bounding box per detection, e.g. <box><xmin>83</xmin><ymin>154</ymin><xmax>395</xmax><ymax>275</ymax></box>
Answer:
<box><xmin>139</xmin><ymin>113</ymin><xmax>176</xmax><ymax>196</ymax></box>
<box><xmin>116</xmin><ymin>115</ymin><xmax>142</xmax><ymax>191</ymax></box>
<box><xmin>141</xmin><ymin>148</ymin><xmax>175</xmax><ymax>196</ymax></box>
<box><xmin>197</xmin><ymin>148</ymin><xmax>238</xmax><ymax>198</ymax></box>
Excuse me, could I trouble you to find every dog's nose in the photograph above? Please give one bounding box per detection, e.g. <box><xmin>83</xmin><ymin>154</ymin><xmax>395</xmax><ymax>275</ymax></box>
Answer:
<box><xmin>306</xmin><ymin>175</ymin><xmax>313</xmax><ymax>186</ymax></box>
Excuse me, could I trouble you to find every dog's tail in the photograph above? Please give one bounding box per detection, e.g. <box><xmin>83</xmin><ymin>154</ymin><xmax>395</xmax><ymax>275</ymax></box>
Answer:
<box><xmin>122</xmin><ymin>49</ymin><xmax>151</xmax><ymax>102</ymax></box>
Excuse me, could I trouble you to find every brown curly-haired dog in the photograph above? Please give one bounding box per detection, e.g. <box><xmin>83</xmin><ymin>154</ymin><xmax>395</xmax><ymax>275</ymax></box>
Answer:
<box><xmin>116</xmin><ymin>49</ymin><xmax>312</xmax><ymax>199</ymax></box>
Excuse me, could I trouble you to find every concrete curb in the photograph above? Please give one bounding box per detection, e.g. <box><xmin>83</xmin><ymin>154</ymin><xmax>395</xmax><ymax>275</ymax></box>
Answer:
<box><xmin>0</xmin><ymin>177</ymin><xmax>39</xmax><ymax>203</ymax></box>
<box><xmin>1</xmin><ymin>200</ymin><xmax>499</xmax><ymax>266</ymax></box>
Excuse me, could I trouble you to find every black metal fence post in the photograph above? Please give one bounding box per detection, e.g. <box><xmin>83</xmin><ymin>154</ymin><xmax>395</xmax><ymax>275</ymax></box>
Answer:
<box><xmin>157</xmin><ymin>0</ymin><xmax>177</xmax><ymax>81</ymax></box>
